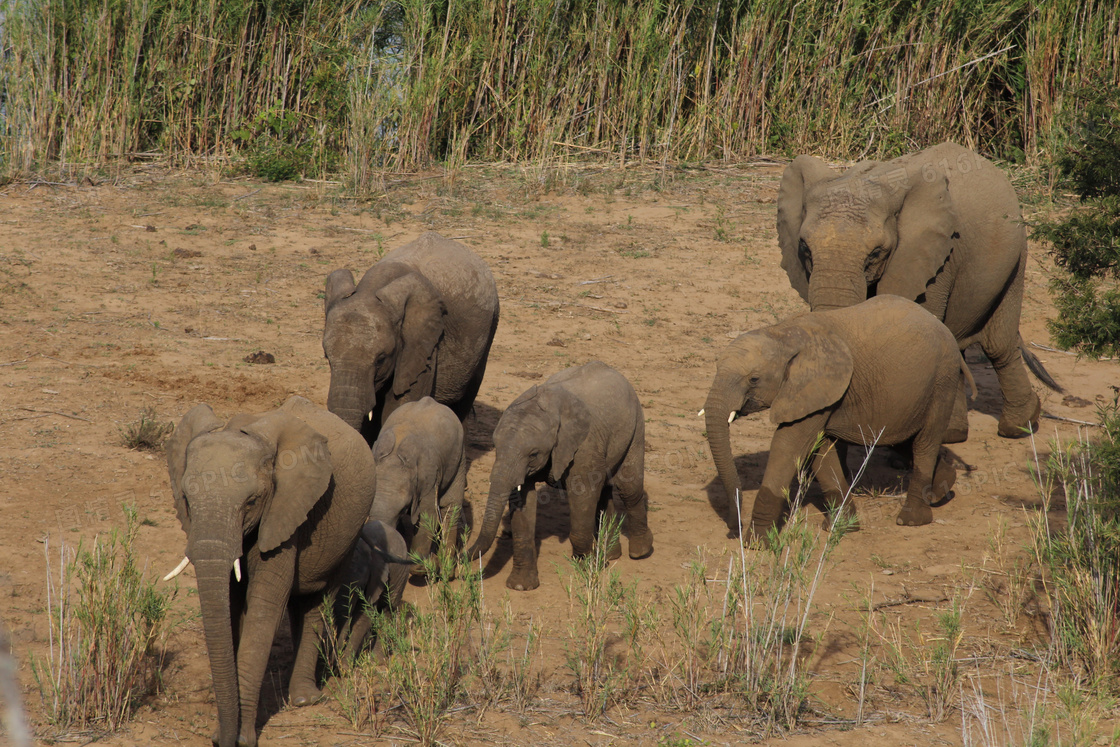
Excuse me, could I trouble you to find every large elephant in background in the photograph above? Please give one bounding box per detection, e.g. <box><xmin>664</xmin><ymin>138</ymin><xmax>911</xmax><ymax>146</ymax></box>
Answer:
<box><xmin>778</xmin><ymin>141</ymin><xmax>1060</xmax><ymax>438</ymax></box>
<box><xmin>164</xmin><ymin>396</ymin><xmax>377</xmax><ymax>747</ymax></box>
<box><xmin>323</xmin><ymin>232</ymin><xmax>500</xmax><ymax>443</ymax></box>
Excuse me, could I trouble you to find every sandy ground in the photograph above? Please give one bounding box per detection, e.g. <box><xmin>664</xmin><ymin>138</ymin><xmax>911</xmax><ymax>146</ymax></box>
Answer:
<box><xmin>0</xmin><ymin>161</ymin><xmax>1117</xmax><ymax>746</ymax></box>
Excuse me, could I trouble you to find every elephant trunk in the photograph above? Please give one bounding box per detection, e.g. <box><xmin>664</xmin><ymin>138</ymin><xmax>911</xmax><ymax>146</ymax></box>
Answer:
<box><xmin>192</xmin><ymin>542</ymin><xmax>240</xmax><ymax>747</ymax></box>
<box><xmin>466</xmin><ymin>463</ymin><xmax>521</xmax><ymax>559</ymax></box>
<box><xmin>705</xmin><ymin>386</ymin><xmax>745</xmax><ymax>525</ymax></box>
<box><xmin>368</xmin><ymin>475</ymin><xmax>412</xmax><ymax>529</ymax></box>
<box><xmin>327</xmin><ymin>371</ymin><xmax>374</xmax><ymax>433</ymax></box>
<box><xmin>807</xmin><ymin>269</ymin><xmax>867</xmax><ymax>311</ymax></box>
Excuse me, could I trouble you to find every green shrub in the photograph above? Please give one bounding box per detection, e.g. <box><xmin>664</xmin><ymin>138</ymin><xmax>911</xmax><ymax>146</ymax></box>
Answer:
<box><xmin>31</xmin><ymin>506</ymin><xmax>174</xmax><ymax>733</ymax></box>
<box><xmin>1037</xmin><ymin>78</ymin><xmax>1120</xmax><ymax>357</ymax></box>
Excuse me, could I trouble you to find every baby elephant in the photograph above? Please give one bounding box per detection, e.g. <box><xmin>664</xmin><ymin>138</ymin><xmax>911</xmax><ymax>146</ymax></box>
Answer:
<box><xmin>467</xmin><ymin>361</ymin><xmax>654</xmax><ymax>591</ymax></box>
<box><xmin>335</xmin><ymin>519</ymin><xmax>409</xmax><ymax>660</ymax></box>
<box><xmin>368</xmin><ymin>397</ymin><xmax>466</xmax><ymax>570</ymax></box>
<box><xmin>703</xmin><ymin>295</ymin><xmax>975</xmax><ymax>539</ymax></box>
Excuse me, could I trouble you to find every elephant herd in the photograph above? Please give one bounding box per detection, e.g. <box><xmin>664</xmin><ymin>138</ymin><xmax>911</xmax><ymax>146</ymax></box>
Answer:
<box><xmin>163</xmin><ymin>142</ymin><xmax>1060</xmax><ymax>746</ymax></box>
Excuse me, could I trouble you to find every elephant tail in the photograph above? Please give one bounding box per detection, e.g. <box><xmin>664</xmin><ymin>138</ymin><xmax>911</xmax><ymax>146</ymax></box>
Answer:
<box><xmin>960</xmin><ymin>354</ymin><xmax>978</xmax><ymax>400</ymax></box>
<box><xmin>1020</xmin><ymin>338</ymin><xmax>1063</xmax><ymax>393</ymax></box>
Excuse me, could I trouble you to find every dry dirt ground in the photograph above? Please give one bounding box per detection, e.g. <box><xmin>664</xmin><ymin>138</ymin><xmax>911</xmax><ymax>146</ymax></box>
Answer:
<box><xmin>1</xmin><ymin>161</ymin><xmax>1117</xmax><ymax>746</ymax></box>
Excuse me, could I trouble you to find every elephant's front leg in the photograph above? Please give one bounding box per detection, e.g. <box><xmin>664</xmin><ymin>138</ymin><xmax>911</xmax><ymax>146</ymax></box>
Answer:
<box><xmin>811</xmin><ymin>438</ymin><xmax>858</xmax><ymax>532</ymax></box>
<box><xmin>441</xmin><ymin>465</ymin><xmax>467</xmax><ymax>556</ymax></box>
<box><xmin>507</xmin><ymin>484</ymin><xmax>539</xmax><ymax>591</ymax></box>
<box><xmin>751</xmin><ymin>416</ymin><xmax>829</xmax><ymax>542</ymax></box>
<box><xmin>288</xmin><ymin>587</ymin><xmax>337</xmax><ymax>707</ymax></box>
<box><xmin>595</xmin><ymin>484</ymin><xmax>622</xmax><ymax>561</ymax></box>
<box><xmin>236</xmin><ymin>556</ymin><xmax>296</xmax><ymax>747</ymax></box>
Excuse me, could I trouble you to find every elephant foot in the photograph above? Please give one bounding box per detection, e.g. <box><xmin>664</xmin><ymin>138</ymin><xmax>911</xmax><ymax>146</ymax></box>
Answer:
<box><xmin>628</xmin><ymin>529</ymin><xmax>654</xmax><ymax>559</ymax></box>
<box><xmin>605</xmin><ymin>539</ymin><xmax>622</xmax><ymax>561</ymax></box>
<box><xmin>211</xmin><ymin>728</ymin><xmax>255</xmax><ymax>747</ymax></box>
<box><xmin>744</xmin><ymin>521</ymin><xmax>776</xmax><ymax>549</ymax></box>
<box><xmin>824</xmin><ymin>500</ymin><xmax>860</xmax><ymax>533</ymax></box>
<box><xmin>943</xmin><ymin>424</ymin><xmax>969</xmax><ymax>444</ymax></box>
<box><xmin>997</xmin><ymin>395</ymin><xmax>1041</xmax><ymax>439</ymax></box>
<box><xmin>289</xmin><ymin>681</ymin><xmax>324</xmax><ymax>708</ymax></box>
<box><xmin>505</xmin><ymin>568</ymin><xmax>540</xmax><ymax>591</ymax></box>
<box><xmin>896</xmin><ymin>498</ymin><xmax>933</xmax><ymax>526</ymax></box>
<box><xmin>930</xmin><ymin>456</ymin><xmax>957</xmax><ymax>506</ymax></box>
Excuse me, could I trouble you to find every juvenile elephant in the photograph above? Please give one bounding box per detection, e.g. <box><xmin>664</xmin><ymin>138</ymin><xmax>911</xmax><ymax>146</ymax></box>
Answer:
<box><xmin>335</xmin><ymin>519</ymin><xmax>409</xmax><ymax>661</ymax></box>
<box><xmin>164</xmin><ymin>395</ymin><xmax>377</xmax><ymax>747</ymax></box>
<box><xmin>368</xmin><ymin>397</ymin><xmax>466</xmax><ymax>572</ymax></box>
<box><xmin>703</xmin><ymin>296</ymin><xmax>976</xmax><ymax>539</ymax></box>
<box><xmin>323</xmin><ymin>231</ymin><xmax>500</xmax><ymax>442</ymax></box>
<box><xmin>466</xmin><ymin>361</ymin><xmax>654</xmax><ymax>591</ymax></box>
<box><xmin>778</xmin><ymin>141</ymin><xmax>1060</xmax><ymax>439</ymax></box>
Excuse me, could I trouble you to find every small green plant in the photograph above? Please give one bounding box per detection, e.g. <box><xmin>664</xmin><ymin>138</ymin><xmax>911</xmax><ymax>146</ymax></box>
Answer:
<box><xmin>31</xmin><ymin>506</ymin><xmax>174</xmax><ymax>733</ymax></box>
<box><xmin>561</xmin><ymin>515</ymin><xmax>651</xmax><ymax>718</ymax></box>
<box><xmin>877</xmin><ymin>595</ymin><xmax>965</xmax><ymax>722</ymax></box>
<box><xmin>119</xmin><ymin>407</ymin><xmax>173</xmax><ymax>451</ymax></box>
<box><xmin>540</xmin><ymin>230</ymin><xmax>550</xmax><ymax>247</ymax></box>
<box><xmin>978</xmin><ymin>517</ymin><xmax>1036</xmax><ymax>631</ymax></box>
<box><xmin>1030</xmin><ymin>398</ymin><xmax>1120</xmax><ymax>687</ymax></box>
<box><xmin>232</xmin><ymin>105</ymin><xmax>313</xmax><ymax>182</ymax></box>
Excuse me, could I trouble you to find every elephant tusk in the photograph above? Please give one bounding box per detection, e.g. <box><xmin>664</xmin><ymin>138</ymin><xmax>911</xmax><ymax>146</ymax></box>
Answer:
<box><xmin>367</xmin><ymin>410</ymin><xmax>374</xmax><ymax>422</ymax></box>
<box><xmin>728</xmin><ymin>411</ymin><xmax>737</xmax><ymax>424</ymax></box>
<box><xmin>516</xmin><ymin>484</ymin><xmax>522</xmax><ymax>493</ymax></box>
<box><xmin>233</xmin><ymin>557</ymin><xmax>242</xmax><ymax>583</ymax></box>
<box><xmin>697</xmin><ymin>408</ymin><xmax>705</xmax><ymax>417</ymax></box>
<box><xmin>163</xmin><ymin>556</ymin><xmax>190</xmax><ymax>581</ymax></box>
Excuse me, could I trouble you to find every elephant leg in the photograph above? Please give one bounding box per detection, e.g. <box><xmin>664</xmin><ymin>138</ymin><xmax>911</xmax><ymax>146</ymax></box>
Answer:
<box><xmin>930</xmin><ymin>450</ymin><xmax>957</xmax><ymax>505</ymax></box>
<box><xmin>811</xmin><ymin>439</ymin><xmax>858</xmax><ymax>532</ymax></box>
<box><xmin>982</xmin><ymin>262</ymin><xmax>1041</xmax><ymax>438</ymax></box>
<box><xmin>235</xmin><ymin>561</ymin><xmax>295</xmax><ymax>747</ymax></box>
<box><xmin>611</xmin><ymin>436</ymin><xmax>653</xmax><ymax>559</ymax></box>
<box><xmin>568</xmin><ymin>469</ymin><xmax>609</xmax><ymax>559</ymax></box>
<box><xmin>595</xmin><ymin>484</ymin><xmax>622</xmax><ymax>561</ymax></box>
<box><xmin>897</xmin><ymin>432</ymin><xmax>941</xmax><ymax>526</ymax></box>
<box><xmin>289</xmin><ymin>589</ymin><xmax>333</xmax><ymax>707</ymax></box>
<box><xmin>507</xmin><ymin>486</ymin><xmax>540</xmax><ymax>591</ymax></box>
<box><xmin>944</xmin><ymin>379</ymin><xmax>970</xmax><ymax>444</ymax></box>
<box><xmin>441</xmin><ymin>464</ymin><xmax>467</xmax><ymax>555</ymax></box>
<box><xmin>751</xmin><ymin>416</ymin><xmax>828</xmax><ymax>542</ymax></box>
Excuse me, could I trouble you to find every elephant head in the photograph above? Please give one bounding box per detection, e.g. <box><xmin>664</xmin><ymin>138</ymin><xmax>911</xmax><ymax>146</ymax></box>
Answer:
<box><xmin>704</xmin><ymin>326</ymin><xmax>853</xmax><ymax>512</ymax></box>
<box><xmin>368</xmin><ymin>426</ymin><xmax>434</xmax><ymax>528</ymax></box>
<box><xmin>322</xmin><ymin>264</ymin><xmax>446</xmax><ymax>434</ymax></box>
<box><xmin>165</xmin><ymin>404</ymin><xmax>333</xmax><ymax>747</ymax></box>
<box><xmin>466</xmin><ymin>385</ymin><xmax>590</xmax><ymax>560</ymax></box>
<box><xmin>778</xmin><ymin>154</ymin><xmax>957</xmax><ymax>310</ymax></box>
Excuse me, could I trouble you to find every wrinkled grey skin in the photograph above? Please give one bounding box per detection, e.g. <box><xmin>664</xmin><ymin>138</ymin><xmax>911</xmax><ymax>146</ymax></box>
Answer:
<box><xmin>367</xmin><ymin>397</ymin><xmax>466</xmax><ymax>573</ymax></box>
<box><xmin>166</xmin><ymin>396</ymin><xmax>376</xmax><ymax>747</ymax></box>
<box><xmin>334</xmin><ymin>519</ymin><xmax>409</xmax><ymax>660</ymax></box>
<box><xmin>323</xmin><ymin>232</ymin><xmax>500</xmax><ymax>443</ymax></box>
<box><xmin>778</xmin><ymin>142</ymin><xmax>1060</xmax><ymax>440</ymax></box>
<box><xmin>704</xmin><ymin>296</ymin><xmax>975</xmax><ymax>542</ymax></box>
<box><xmin>467</xmin><ymin>361</ymin><xmax>654</xmax><ymax>591</ymax></box>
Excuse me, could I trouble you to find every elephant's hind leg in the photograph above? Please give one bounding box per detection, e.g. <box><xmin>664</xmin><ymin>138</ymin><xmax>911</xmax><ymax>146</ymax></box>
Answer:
<box><xmin>897</xmin><ymin>433</ymin><xmax>941</xmax><ymax>526</ymax></box>
<box><xmin>612</xmin><ymin>436</ymin><xmax>653</xmax><ymax>560</ymax></box>
<box><xmin>596</xmin><ymin>484</ymin><xmax>623</xmax><ymax>561</ymax></box>
<box><xmin>982</xmin><ymin>260</ymin><xmax>1041</xmax><ymax>438</ymax></box>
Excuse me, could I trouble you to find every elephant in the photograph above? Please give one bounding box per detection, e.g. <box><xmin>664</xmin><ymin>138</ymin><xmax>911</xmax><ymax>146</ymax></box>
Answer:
<box><xmin>703</xmin><ymin>295</ymin><xmax>977</xmax><ymax>540</ymax></box>
<box><xmin>164</xmin><ymin>395</ymin><xmax>377</xmax><ymax>747</ymax></box>
<box><xmin>334</xmin><ymin>519</ymin><xmax>409</xmax><ymax>661</ymax></box>
<box><xmin>367</xmin><ymin>396</ymin><xmax>466</xmax><ymax>575</ymax></box>
<box><xmin>778</xmin><ymin>141</ymin><xmax>1060</xmax><ymax>440</ymax></box>
<box><xmin>322</xmin><ymin>231</ymin><xmax>500</xmax><ymax>443</ymax></box>
<box><xmin>466</xmin><ymin>361</ymin><xmax>654</xmax><ymax>591</ymax></box>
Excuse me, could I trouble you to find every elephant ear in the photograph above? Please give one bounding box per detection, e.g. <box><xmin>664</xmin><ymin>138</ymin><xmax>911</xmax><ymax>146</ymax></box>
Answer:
<box><xmin>877</xmin><ymin>170</ymin><xmax>956</xmax><ymax>302</ymax></box>
<box><xmin>769</xmin><ymin>327</ymin><xmax>854</xmax><ymax>425</ymax></box>
<box><xmin>548</xmin><ymin>389</ymin><xmax>592</xmax><ymax>484</ymax></box>
<box><xmin>324</xmin><ymin>269</ymin><xmax>357</xmax><ymax>315</ymax></box>
<box><xmin>241</xmin><ymin>412</ymin><xmax>334</xmax><ymax>554</ymax></box>
<box><xmin>778</xmin><ymin>155</ymin><xmax>838</xmax><ymax>302</ymax></box>
<box><xmin>166</xmin><ymin>404</ymin><xmax>224</xmax><ymax>533</ymax></box>
<box><xmin>376</xmin><ymin>272</ymin><xmax>446</xmax><ymax>398</ymax></box>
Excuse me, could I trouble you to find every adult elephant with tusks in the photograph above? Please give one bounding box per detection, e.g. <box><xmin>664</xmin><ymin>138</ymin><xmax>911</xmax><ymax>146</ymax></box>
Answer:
<box><xmin>164</xmin><ymin>396</ymin><xmax>378</xmax><ymax>747</ymax></box>
<box><xmin>323</xmin><ymin>231</ymin><xmax>500</xmax><ymax>443</ymax></box>
<box><xmin>778</xmin><ymin>141</ymin><xmax>1061</xmax><ymax>439</ymax></box>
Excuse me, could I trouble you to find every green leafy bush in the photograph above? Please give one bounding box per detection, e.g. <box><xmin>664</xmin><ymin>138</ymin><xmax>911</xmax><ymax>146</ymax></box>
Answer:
<box><xmin>1037</xmin><ymin>79</ymin><xmax>1120</xmax><ymax>357</ymax></box>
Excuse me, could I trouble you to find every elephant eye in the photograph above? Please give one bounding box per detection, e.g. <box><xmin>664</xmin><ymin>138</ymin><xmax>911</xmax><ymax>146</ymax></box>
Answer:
<box><xmin>749</xmin><ymin>375</ymin><xmax>760</xmax><ymax>385</ymax></box>
<box><xmin>375</xmin><ymin>353</ymin><xmax>388</xmax><ymax>366</ymax></box>
<box><xmin>798</xmin><ymin>239</ymin><xmax>813</xmax><ymax>273</ymax></box>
